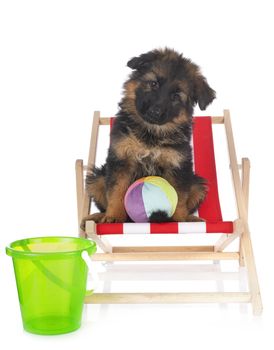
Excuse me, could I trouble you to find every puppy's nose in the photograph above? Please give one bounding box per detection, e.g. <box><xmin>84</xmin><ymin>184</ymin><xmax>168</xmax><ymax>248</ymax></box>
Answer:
<box><xmin>148</xmin><ymin>106</ymin><xmax>161</xmax><ymax>118</ymax></box>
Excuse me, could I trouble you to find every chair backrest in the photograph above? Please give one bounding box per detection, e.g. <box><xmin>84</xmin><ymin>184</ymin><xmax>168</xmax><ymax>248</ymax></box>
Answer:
<box><xmin>88</xmin><ymin>115</ymin><xmax>234</xmax><ymax>235</ymax></box>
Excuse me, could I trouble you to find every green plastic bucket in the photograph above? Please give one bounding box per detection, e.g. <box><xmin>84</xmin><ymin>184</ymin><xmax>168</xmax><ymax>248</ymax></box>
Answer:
<box><xmin>6</xmin><ymin>236</ymin><xmax>96</xmax><ymax>335</ymax></box>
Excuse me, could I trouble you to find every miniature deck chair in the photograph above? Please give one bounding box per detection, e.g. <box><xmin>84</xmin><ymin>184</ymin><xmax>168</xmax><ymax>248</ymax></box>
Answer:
<box><xmin>75</xmin><ymin>109</ymin><xmax>263</xmax><ymax>315</ymax></box>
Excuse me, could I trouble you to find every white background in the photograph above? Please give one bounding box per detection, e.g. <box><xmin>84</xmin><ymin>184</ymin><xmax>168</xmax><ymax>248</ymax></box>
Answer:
<box><xmin>1</xmin><ymin>0</ymin><xmax>274</xmax><ymax>349</ymax></box>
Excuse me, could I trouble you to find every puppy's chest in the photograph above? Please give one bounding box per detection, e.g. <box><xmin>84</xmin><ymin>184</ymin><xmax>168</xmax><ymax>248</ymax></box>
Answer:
<box><xmin>115</xmin><ymin>135</ymin><xmax>184</xmax><ymax>169</ymax></box>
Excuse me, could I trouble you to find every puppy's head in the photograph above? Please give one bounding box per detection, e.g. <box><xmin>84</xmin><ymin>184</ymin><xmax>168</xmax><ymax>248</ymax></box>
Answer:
<box><xmin>122</xmin><ymin>48</ymin><xmax>215</xmax><ymax>126</ymax></box>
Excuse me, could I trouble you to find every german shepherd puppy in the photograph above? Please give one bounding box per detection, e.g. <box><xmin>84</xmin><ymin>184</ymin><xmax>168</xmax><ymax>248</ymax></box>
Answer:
<box><xmin>82</xmin><ymin>48</ymin><xmax>215</xmax><ymax>227</ymax></box>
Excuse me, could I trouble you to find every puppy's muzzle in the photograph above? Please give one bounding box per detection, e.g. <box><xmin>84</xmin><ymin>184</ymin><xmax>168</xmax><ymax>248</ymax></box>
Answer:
<box><xmin>148</xmin><ymin>105</ymin><xmax>161</xmax><ymax>119</ymax></box>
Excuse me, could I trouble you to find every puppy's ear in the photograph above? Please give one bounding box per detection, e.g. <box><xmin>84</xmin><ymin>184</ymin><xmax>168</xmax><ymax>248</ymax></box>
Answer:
<box><xmin>127</xmin><ymin>51</ymin><xmax>158</xmax><ymax>70</ymax></box>
<box><xmin>193</xmin><ymin>75</ymin><xmax>216</xmax><ymax>110</ymax></box>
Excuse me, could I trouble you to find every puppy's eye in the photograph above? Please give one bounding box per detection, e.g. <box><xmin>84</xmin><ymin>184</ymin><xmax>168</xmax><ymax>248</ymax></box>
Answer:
<box><xmin>171</xmin><ymin>92</ymin><xmax>181</xmax><ymax>101</ymax></box>
<box><xmin>148</xmin><ymin>80</ymin><xmax>159</xmax><ymax>89</ymax></box>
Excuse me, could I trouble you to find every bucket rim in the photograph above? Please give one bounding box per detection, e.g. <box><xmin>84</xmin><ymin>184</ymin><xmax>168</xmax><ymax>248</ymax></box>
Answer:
<box><xmin>6</xmin><ymin>236</ymin><xmax>97</xmax><ymax>259</ymax></box>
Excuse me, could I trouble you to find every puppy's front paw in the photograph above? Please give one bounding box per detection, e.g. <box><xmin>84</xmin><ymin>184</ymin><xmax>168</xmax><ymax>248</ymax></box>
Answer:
<box><xmin>80</xmin><ymin>213</ymin><xmax>105</xmax><ymax>230</ymax></box>
<box><xmin>100</xmin><ymin>213</ymin><xmax>127</xmax><ymax>223</ymax></box>
<box><xmin>186</xmin><ymin>215</ymin><xmax>205</xmax><ymax>222</ymax></box>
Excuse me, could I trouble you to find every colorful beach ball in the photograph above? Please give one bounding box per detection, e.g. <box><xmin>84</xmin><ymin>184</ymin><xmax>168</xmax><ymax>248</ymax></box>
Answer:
<box><xmin>124</xmin><ymin>176</ymin><xmax>178</xmax><ymax>223</ymax></box>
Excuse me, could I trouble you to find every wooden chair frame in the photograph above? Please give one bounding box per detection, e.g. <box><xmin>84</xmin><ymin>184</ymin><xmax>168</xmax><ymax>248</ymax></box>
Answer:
<box><xmin>75</xmin><ymin>109</ymin><xmax>263</xmax><ymax>315</ymax></box>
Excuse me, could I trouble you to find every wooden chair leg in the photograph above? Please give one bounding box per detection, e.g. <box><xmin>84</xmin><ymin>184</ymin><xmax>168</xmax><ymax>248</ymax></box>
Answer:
<box><xmin>240</xmin><ymin>228</ymin><xmax>263</xmax><ymax>315</ymax></box>
<box><xmin>224</xmin><ymin>110</ymin><xmax>262</xmax><ymax>315</ymax></box>
<box><xmin>239</xmin><ymin>239</ymin><xmax>245</xmax><ymax>267</ymax></box>
<box><xmin>239</xmin><ymin>157</ymin><xmax>250</xmax><ymax>266</ymax></box>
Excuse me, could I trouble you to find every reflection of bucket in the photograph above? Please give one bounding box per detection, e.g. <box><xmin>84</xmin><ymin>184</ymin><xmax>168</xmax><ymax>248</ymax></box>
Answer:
<box><xmin>6</xmin><ymin>236</ymin><xmax>96</xmax><ymax>335</ymax></box>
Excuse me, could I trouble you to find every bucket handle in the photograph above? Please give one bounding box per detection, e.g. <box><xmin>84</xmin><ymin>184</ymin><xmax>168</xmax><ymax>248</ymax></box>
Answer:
<box><xmin>81</xmin><ymin>251</ymin><xmax>99</xmax><ymax>296</ymax></box>
<box><xmin>18</xmin><ymin>243</ymin><xmax>97</xmax><ymax>296</ymax></box>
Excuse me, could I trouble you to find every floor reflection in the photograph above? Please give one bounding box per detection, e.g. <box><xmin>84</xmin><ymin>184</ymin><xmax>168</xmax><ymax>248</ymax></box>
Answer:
<box><xmin>85</xmin><ymin>260</ymin><xmax>249</xmax><ymax>316</ymax></box>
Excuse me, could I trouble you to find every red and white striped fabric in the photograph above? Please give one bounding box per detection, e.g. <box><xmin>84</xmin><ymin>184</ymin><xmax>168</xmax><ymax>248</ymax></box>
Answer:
<box><xmin>96</xmin><ymin>221</ymin><xmax>234</xmax><ymax>235</ymax></box>
<box><xmin>96</xmin><ymin>117</ymin><xmax>234</xmax><ymax>235</ymax></box>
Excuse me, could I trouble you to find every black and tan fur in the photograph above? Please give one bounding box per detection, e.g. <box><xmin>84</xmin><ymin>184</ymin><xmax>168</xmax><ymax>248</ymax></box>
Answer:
<box><xmin>82</xmin><ymin>48</ymin><xmax>215</xmax><ymax>227</ymax></box>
